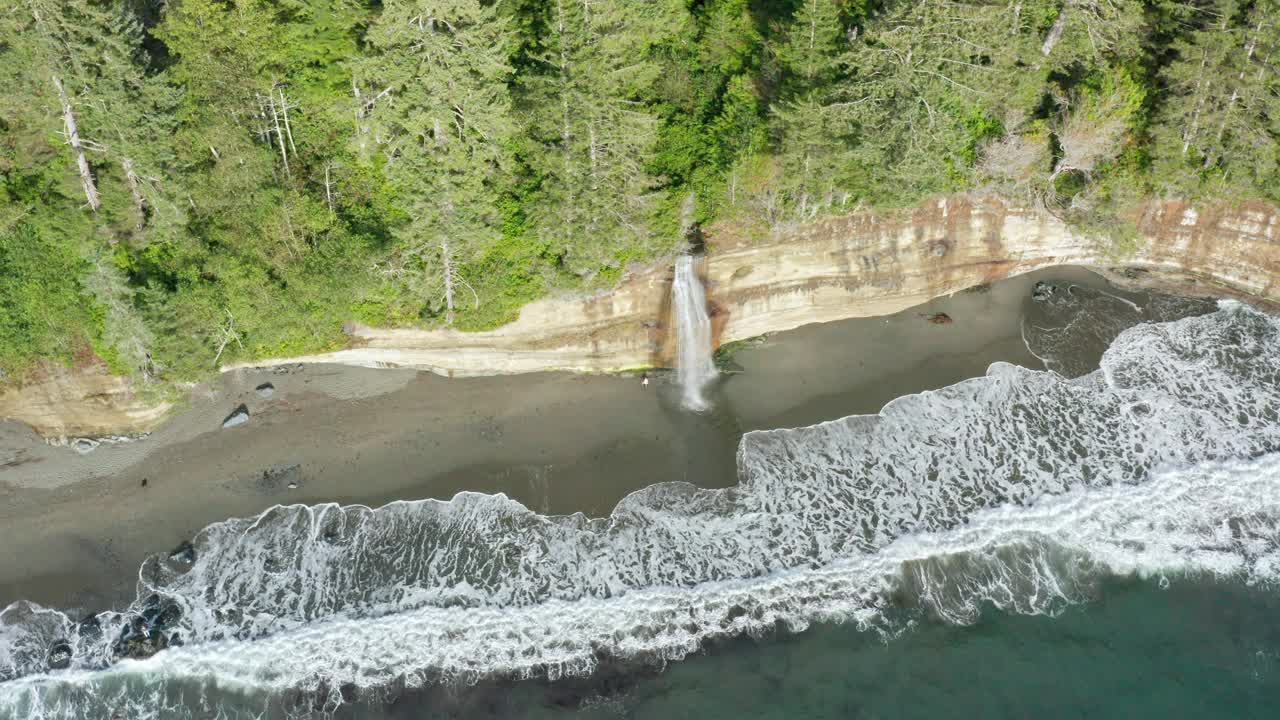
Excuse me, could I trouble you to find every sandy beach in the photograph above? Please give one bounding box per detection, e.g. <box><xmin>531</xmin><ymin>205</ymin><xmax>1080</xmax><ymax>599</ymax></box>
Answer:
<box><xmin>0</xmin><ymin>266</ymin><xmax>1205</xmax><ymax>613</ymax></box>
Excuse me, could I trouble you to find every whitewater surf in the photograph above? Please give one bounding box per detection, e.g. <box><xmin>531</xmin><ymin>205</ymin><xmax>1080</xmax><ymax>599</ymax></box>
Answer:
<box><xmin>3</xmin><ymin>301</ymin><xmax>1279</xmax><ymax>719</ymax></box>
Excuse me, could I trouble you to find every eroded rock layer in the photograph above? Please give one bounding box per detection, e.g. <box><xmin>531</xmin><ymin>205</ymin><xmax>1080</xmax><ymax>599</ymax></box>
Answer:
<box><xmin>5</xmin><ymin>195</ymin><xmax>1277</xmax><ymax>438</ymax></box>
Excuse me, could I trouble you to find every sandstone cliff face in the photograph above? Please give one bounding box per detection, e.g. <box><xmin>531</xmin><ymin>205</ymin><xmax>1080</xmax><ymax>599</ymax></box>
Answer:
<box><xmin>6</xmin><ymin>195</ymin><xmax>1278</xmax><ymax>438</ymax></box>
<box><xmin>0</xmin><ymin>364</ymin><xmax>171</xmax><ymax>441</ymax></box>
<box><xmin>226</xmin><ymin>194</ymin><xmax>1280</xmax><ymax>376</ymax></box>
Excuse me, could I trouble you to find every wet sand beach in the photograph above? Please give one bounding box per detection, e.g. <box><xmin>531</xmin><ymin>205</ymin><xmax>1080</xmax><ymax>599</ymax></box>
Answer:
<box><xmin>0</xmin><ymin>267</ymin><xmax>1208</xmax><ymax>613</ymax></box>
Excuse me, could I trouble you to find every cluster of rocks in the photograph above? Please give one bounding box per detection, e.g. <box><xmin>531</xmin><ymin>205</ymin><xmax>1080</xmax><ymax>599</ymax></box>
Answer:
<box><xmin>219</xmin><ymin>381</ymin><xmax>277</xmax><ymax>429</ymax></box>
<box><xmin>112</xmin><ymin>594</ymin><xmax>184</xmax><ymax>661</ymax></box>
<box><xmin>1031</xmin><ymin>281</ymin><xmax>1076</xmax><ymax>306</ymax></box>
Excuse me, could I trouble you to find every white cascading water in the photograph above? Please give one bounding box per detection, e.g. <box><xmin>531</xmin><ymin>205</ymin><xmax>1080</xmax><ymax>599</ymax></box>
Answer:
<box><xmin>672</xmin><ymin>255</ymin><xmax>717</xmax><ymax>410</ymax></box>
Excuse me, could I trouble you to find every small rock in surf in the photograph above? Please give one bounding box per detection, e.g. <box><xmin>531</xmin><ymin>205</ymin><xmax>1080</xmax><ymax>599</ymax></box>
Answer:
<box><xmin>169</xmin><ymin>540</ymin><xmax>197</xmax><ymax>564</ymax></box>
<box><xmin>1032</xmin><ymin>281</ymin><xmax>1057</xmax><ymax>302</ymax></box>
<box><xmin>255</xmin><ymin>382</ymin><xmax>275</xmax><ymax>398</ymax></box>
<box><xmin>221</xmin><ymin>404</ymin><xmax>250</xmax><ymax>429</ymax></box>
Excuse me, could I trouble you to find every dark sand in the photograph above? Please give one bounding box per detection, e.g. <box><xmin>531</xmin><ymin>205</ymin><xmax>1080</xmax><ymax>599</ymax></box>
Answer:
<box><xmin>0</xmin><ymin>266</ymin><xmax>1203</xmax><ymax>612</ymax></box>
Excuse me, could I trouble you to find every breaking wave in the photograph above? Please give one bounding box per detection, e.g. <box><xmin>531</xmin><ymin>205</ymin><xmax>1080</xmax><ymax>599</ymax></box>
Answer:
<box><xmin>2</xmin><ymin>301</ymin><xmax>1279</xmax><ymax>719</ymax></box>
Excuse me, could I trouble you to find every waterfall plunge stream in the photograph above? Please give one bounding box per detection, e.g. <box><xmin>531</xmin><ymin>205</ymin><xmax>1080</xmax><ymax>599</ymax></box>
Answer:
<box><xmin>672</xmin><ymin>255</ymin><xmax>717</xmax><ymax>410</ymax></box>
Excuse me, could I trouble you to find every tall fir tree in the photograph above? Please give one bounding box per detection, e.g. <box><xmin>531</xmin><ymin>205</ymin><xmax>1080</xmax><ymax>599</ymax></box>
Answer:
<box><xmin>355</xmin><ymin>0</ymin><xmax>517</xmax><ymax>324</ymax></box>
<box><xmin>0</xmin><ymin>0</ymin><xmax>176</xmax><ymax>377</ymax></box>
<box><xmin>770</xmin><ymin>0</ymin><xmax>851</xmax><ymax>220</ymax></box>
<box><xmin>0</xmin><ymin>0</ymin><xmax>158</xmax><ymax>219</ymax></box>
<box><xmin>522</xmin><ymin>0</ymin><xmax>690</xmax><ymax>279</ymax></box>
<box><xmin>1151</xmin><ymin>0</ymin><xmax>1279</xmax><ymax>199</ymax></box>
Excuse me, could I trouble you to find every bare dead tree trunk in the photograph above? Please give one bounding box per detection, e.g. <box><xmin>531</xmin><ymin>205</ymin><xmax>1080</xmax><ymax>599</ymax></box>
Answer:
<box><xmin>1179</xmin><ymin>50</ymin><xmax>1213</xmax><ymax>154</ymax></box>
<box><xmin>324</xmin><ymin>162</ymin><xmax>335</xmax><ymax>214</ymax></box>
<box><xmin>267</xmin><ymin>91</ymin><xmax>292</xmax><ymax>179</ymax></box>
<box><xmin>555</xmin><ymin>0</ymin><xmax>577</xmax><ymax>218</ymax></box>
<box><xmin>121</xmin><ymin>157</ymin><xmax>147</xmax><ymax>217</ymax></box>
<box><xmin>212</xmin><ymin>309</ymin><xmax>244</xmax><ymax>367</ymax></box>
<box><xmin>281</xmin><ymin>201</ymin><xmax>300</xmax><ymax>259</ymax></box>
<box><xmin>53</xmin><ymin>75</ymin><xmax>100</xmax><ymax>213</ymax></box>
<box><xmin>256</xmin><ymin>94</ymin><xmax>271</xmax><ymax>143</ymax></box>
<box><xmin>1041</xmin><ymin>7</ymin><xmax>1068</xmax><ymax>55</ymax></box>
<box><xmin>588</xmin><ymin>122</ymin><xmax>599</xmax><ymax>189</ymax></box>
<box><xmin>433</xmin><ymin>117</ymin><xmax>446</xmax><ymax>148</ymax></box>
<box><xmin>440</xmin><ymin>239</ymin><xmax>456</xmax><ymax>325</ymax></box>
<box><xmin>278</xmin><ymin>88</ymin><xmax>297</xmax><ymax>155</ymax></box>
<box><xmin>1213</xmin><ymin>27</ymin><xmax>1261</xmax><ymax>147</ymax></box>
<box><xmin>354</xmin><ymin>84</ymin><xmax>394</xmax><ymax>121</ymax></box>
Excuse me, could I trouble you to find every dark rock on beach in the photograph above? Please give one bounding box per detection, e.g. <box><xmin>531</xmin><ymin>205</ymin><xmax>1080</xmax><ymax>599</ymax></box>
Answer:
<box><xmin>221</xmin><ymin>404</ymin><xmax>250</xmax><ymax>429</ymax></box>
<box><xmin>76</xmin><ymin>612</ymin><xmax>102</xmax><ymax>641</ymax></box>
<box><xmin>255</xmin><ymin>382</ymin><xmax>275</xmax><ymax>399</ymax></box>
<box><xmin>255</xmin><ymin>463</ymin><xmax>302</xmax><ymax>493</ymax></box>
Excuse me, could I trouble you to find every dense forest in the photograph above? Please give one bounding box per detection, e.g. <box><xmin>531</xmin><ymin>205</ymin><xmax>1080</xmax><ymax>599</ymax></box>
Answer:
<box><xmin>1</xmin><ymin>0</ymin><xmax>1277</xmax><ymax>386</ymax></box>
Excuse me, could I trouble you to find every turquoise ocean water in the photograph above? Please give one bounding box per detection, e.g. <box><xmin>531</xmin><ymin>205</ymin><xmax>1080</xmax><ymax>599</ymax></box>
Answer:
<box><xmin>370</xmin><ymin>576</ymin><xmax>1280</xmax><ymax>719</ymax></box>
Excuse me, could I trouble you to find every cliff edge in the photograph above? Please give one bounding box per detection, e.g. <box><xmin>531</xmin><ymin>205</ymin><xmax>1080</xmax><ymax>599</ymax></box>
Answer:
<box><xmin>5</xmin><ymin>194</ymin><xmax>1277</xmax><ymax>439</ymax></box>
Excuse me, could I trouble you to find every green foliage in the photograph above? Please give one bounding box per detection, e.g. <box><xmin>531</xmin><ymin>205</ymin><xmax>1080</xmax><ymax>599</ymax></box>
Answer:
<box><xmin>0</xmin><ymin>223</ymin><xmax>99</xmax><ymax>376</ymax></box>
<box><xmin>355</xmin><ymin>0</ymin><xmax>518</xmax><ymax>325</ymax></box>
<box><xmin>1150</xmin><ymin>0</ymin><xmax>1280</xmax><ymax>201</ymax></box>
<box><xmin>1</xmin><ymin>0</ymin><xmax>1276</xmax><ymax>384</ymax></box>
<box><xmin>516</xmin><ymin>0</ymin><xmax>690</xmax><ymax>281</ymax></box>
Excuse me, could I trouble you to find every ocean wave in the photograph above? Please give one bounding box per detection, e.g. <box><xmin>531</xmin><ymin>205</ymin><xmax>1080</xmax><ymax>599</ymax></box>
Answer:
<box><xmin>2</xmin><ymin>301</ymin><xmax>1279</xmax><ymax>718</ymax></box>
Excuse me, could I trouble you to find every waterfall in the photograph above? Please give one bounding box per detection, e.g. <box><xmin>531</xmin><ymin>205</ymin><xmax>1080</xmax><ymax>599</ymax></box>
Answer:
<box><xmin>672</xmin><ymin>255</ymin><xmax>716</xmax><ymax>410</ymax></box>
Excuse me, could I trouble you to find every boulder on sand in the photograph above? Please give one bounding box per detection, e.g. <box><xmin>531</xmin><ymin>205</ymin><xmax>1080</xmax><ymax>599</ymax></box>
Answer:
<box><xmin>221</xmin><ymin>404</ymin><xmax>250</xmax><ymax>429</ymax></box>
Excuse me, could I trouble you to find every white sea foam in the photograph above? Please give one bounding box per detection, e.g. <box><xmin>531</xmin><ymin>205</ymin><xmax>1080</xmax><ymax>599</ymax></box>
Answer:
<box><xmin>6</xmin><ymin>453</ymin><xmax>1280</xmax><ymax>719</ymax></box>
<box><xmin>2</xmin><ymin>302</ymin><xmax>1279</xmax><ymax>719</ymax></box>
<box><xmin>1021</xmin><ymin>282</ymin><xmax>1214</xmax><ymax>378</ymax></box>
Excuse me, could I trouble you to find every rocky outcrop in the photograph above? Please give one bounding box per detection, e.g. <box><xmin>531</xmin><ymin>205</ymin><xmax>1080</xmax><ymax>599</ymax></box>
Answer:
<box><xmin>226</xmin><ymin>194</ymin><xmax>1280</xmax><ymax>376</ymax></box>
<box><xmin>5</xmin><ymin>195</ymin><xmax>1277</xmax><ymax>438</ymax></box>
<box><xmin>0</xmin><ymin>364</ymin><xmax>171</xmax><ymax>440</ymax></box>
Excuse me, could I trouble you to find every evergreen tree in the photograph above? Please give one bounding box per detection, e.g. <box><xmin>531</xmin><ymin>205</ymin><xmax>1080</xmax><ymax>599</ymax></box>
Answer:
<box><xmin>770</xmin><ymin>0</ymin><xmax>851</xmax><ymax>219</ymax></box>
<box><xmin>355</xmin><ymin>0</ymin><xmax>517</xmax><ymax>324</ymax></box>
<box><xmin>771</xmin><ymin>0</ymin><xmax>1046</xmax><ymax>214</ymax></box>
<box><xmin>0</xmin><ymin>0</ymin><xmax>153</xmax><ymax>217</ymax></box>
<box><xmin>0</xmin><ymin>0</ymin><xmax>175</xmax><ymax>377</ymax></box>
<box><xmin>522</xmin><ymin>0</ymin><xmax>690</xmax><ymax>279</ymax></box>
<box><xmin>776</xmin><ymin>0</ymin><xmax>845</xmax><ymax>95</ymax></box>
<box><xmin>1151</xmin><ymin>0</ymin><xmax>1279</xmax><ymax>199</ymax></box>
<box><xmin>154</xmin><ymin>0</ymin><xmax>298</xmax><ymax>268</ymax></box>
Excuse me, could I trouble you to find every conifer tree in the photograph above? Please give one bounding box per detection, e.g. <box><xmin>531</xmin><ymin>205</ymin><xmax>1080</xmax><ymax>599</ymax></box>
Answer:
<box><xmin>155</xmin><ymin>0</ymin><xmax>293</xmax><ymax>262</ymax></box>
<box><xmin>770</xmin><ymin>0</ymin><xmax>851</xmax><ymax>220</ymax></box>
<box><xmin>523</xmin><ymin>0</ymin><xmax>689</xmax><ymax>278</ymax></box>
<box><xmin>774</xmin><ymin>0</ymin><xmax>1049</xmax><ymax>210</ymax></box>
<box><xmin>355</xmin><ymin>0</ymin><xmax>517</xmax><ymax>323</ymax></box>
<box><xmin>0</xmin><ymin>0</ymin><xmax>149</xmax><ymax>215</ymax></box>
<box><xmin>1151</xmin><ymin>0</ymin><xmax>1279</xmax><ymax>198</ymax></box>
<box><xmin>0</xmin><ymin>0</ymin><xmax>175</xmax><ymax>377</ymax></box>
